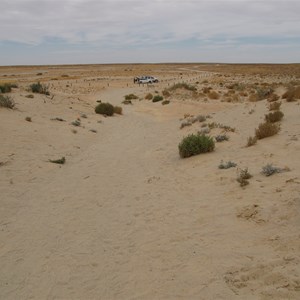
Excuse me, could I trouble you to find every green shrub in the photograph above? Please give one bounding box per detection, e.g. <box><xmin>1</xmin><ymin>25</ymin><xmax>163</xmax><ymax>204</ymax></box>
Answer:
<box><xmin>30</xmin><ymin>82</ymin><xmax>50</xmax><ymax>95</ymax></box>
<box><xmin>265</xmin><ymin>111</ymin><xmax>284</xmax><ymax>123</ymax></box>
<box><xmin>145</xmin><ymin>93</ymin><xmax>153</xmax><ymax>100</ymax></box>
<box><xmin>152</xmin><ymin>95</ymin><xmax>163</xmax><ymax>102</ymax></box>
<box><xmin>95</xmin><ymin>102</ymin><xmax>114</xmax><ymax>116</ymax></box>
<box><xmin>0</xmin><ymin>95</ymin><xmax>15</xmax><ymax>108</ymax></box>
<box><xmin>179</xmin><ymin>134</ymin><xmax>215</xmax><ymax>158</ymax></box>
<box><xmin>0</xmin><ymin>83</ymin><xmax>13</xmax><ymax>93</ymax></box>
<box><xmin>255</xmin><ymin>122</ymin><xmax>280</xmax><ymax>139</ymax></box>
<box><xmin>124</xmin><ymin>93</ymin><xmax>138</xmax><ymax>100</ymax></box>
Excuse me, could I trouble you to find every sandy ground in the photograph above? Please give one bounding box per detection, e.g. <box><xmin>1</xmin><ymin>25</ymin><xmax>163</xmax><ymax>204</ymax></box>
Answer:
<box><xmin>0</xmin><ymin>64</ymin><xmax>300</xmax><ymax>299</ymax></box>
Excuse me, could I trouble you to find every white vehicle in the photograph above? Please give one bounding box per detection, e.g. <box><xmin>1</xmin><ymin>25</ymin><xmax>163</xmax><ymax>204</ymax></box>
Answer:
<box><xmin>135</xmin><ymin>76</ymin><xmax>159</xmax><ymax>84</ymax></box>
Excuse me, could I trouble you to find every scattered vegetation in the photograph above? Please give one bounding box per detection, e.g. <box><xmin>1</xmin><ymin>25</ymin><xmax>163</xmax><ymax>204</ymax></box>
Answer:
<box><xmin>178</xmin><ymin>134</ymin><xmax>215</xmax><ymax>158</ymax></box>
<box><xmin>95</xmin><ymin>102</ymin><xmax>114</xmax><ymax>116</ymax></box>
<box><xmin>208</xmin><ymin>122</ymin><xmax>235</xmax><ymax>132</ymax></box>
<box><xmin>265</xmin><ymin>111</ymin><xmax>284</xmax><ymax>123</ymax></box>
<box><xmin>168</xmin><ymin>82</ymin><xmax>197</xmax><ymax>92</ymax></box>
<box><xmin>0</xmin><ymin>95</ymin><xmax>15</xmax><ymax>109</ymax></box>
<box><xmin>218</xmin><ymin>160</ymin><xmax>237</xmax><ymax>169</ymax></box>
<box><xmin>152</xmin><ymin>95</ymin><xmax>164</xmax><ymax>102</ymax></box>
<box><xmin>49</xmin><ymin>157</ymin><xmax>66</xmax><ymax>164</ymax></box>
<box><xmin>246</xmin><ymin>136</ymin><xmax>257</xmax><ymax>147</ymax></box>
<box><xmin>30</xmin><ymin>82</ymin><xmax>50</xmax><ymax>95</ymax></box>
<box><xmin>255</xmin><ymin>122</ymin><xmax>280</xmax><ymax>139</ymax></box>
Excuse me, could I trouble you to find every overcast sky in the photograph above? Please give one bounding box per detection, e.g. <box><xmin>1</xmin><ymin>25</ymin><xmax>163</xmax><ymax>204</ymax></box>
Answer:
<box><xmin>1</xmin><ymin>0</ymin><xmax>300</xmax><ymax>65</ymax></box>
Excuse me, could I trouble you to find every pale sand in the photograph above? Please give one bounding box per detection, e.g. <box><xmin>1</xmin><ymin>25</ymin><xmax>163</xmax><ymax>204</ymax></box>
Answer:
<box><xmin>0</xmin><ymin>64</ymin><xmax>299</xmax><ymax>299</ymax></box>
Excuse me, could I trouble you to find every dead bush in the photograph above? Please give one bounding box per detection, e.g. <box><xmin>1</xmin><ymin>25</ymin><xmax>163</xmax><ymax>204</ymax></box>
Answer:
<box><xmin>255</xmin><ymin>122</ymin><xmax>280</xmax><ymax>139</ymax></box>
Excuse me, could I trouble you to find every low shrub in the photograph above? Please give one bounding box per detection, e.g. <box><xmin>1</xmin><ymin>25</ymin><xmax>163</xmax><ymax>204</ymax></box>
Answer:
<box><xmin>208</xmin><ymin>90</ymin><xmax>219</xmax><ymax>100</ymax></box>
<box><xmin>269</xmin><ymin>101</ymin><xmax>281</xmax><ymax>111</ymax></box>
<box><xmin>246</xmin><ymin>136</ymin><xmax>257</xmax><ymax>147</ymax></box>
<box><xmin>49</xmin><ymin>157</ymin><xmax>66</xmax><ymax>164</ymax></box>
<box><xmin>265</xmin><ymin>111</ymin><xmax>284</xmax><ymax>123</ymax></box>
<box><xmin>152</xmin><ymin>95</ymin><xmax>163</xmax><ymax>102</ymax></box>
<box><xmin>145</xmin><ymin>93</ymin><xmax>153</xmax><ymax>100</ymax></box>
<box><xmin>113</xmin><ymin>106</ymin><xmax>123</xmax><ymax>114</ymax></box>
<box><xmin>30</xmin><ymin>82</ymin><xmax>50</xmax><ymax>95</ymax></box>
<box><xmin>0</xmin><ymin>95</ymin><xmax>15</xmax><ymax>108</ymax></box>
<box><xmin>162</xmin><ymin>100</ymin><xmax>170</xmax><ymax>105</ymax></box>
<box><xmin>282</xmin><ymin>86</ymin><xmax>300</xmax><ymax>102</ymax></box>
<box><xmin>0</xmin><ymin>83</ymin><xmax>13</xmax><ymax>93</ymax></box>
<box><xmin>124</xmin><ymin>93</ymin><xmax>138</xmax><ymax>100</ymax></box>
<box><xmin>215</xmin><ymin>134</ymin><xmax>229</xmax><ymax>142</ymax></box>
<box><xmin>178</xmin><ymin>134</ymin><xmax>215</xmax><ymax>158</ymax></box>
<box><xmin>261</xmin><ymin>164</ymin><xmax>283</xmax><ymax>176</ymax></box>
<box><xmin>255</xmin><ymin>122</ymin><xmax>280</xmax><ymax>139</ymax></box>
<box><xmin>162</xmin><ymin>89</ymin><xmax>171</xmax><ymax>97</ymax></box>
<box><xmin>25</xmin><ymin>94</ymin><xmax>34</xmax><ymax>99</ymax></box>
<box><xmin>218</xmin><ymin>160</ymin><xmax>237</xmax><ymax>169</ymax></box>
<box><xmin>25</xmin><ymin>116</ymin><xmax>32</xmax><ymax>122</ymax></box>
<box><xmin>95</xmin><ymin>102</ymin><xmax>114</xmax><ymax>116</ymax></box>
<box><xmin>237</xmin><ymin>168</ymin><xmax>252</xmax><ymax>187</ymax></box>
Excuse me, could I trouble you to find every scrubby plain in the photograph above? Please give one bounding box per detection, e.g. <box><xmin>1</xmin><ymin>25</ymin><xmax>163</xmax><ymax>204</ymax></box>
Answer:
<box><xmin>0</xmin><ymin>63</ymin><xmax>300</xmax><ymax>299</ymax></box>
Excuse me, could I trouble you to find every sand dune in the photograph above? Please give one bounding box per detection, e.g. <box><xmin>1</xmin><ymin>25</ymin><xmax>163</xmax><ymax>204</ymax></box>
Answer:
<box><xmin>0</xmin><ymin>64</ymin><xmax>299</xmax><ymax>299</ymax></box>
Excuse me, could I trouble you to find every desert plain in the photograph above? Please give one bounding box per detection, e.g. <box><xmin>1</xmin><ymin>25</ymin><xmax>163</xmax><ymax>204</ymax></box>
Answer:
<box><xmin>0</xmin><ymin>63</ymin><xmax>300</xmax><ymax>299</ymax></box>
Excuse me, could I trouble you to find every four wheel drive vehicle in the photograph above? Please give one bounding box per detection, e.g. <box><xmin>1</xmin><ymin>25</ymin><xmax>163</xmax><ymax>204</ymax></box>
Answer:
<box><xmin>135</xmin><ymin>76</ymin><xmax>159</xmax><ymax>84</ymax></box>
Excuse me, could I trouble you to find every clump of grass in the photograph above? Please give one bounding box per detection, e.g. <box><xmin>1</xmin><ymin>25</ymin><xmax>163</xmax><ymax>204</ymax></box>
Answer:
<box><xmin>168</xmin><ymin>82</ymin><xmax>197</xmax><ymax>92</ymax></box>
<box><xmin>261</xmin><ymin>164</ymin><xmax>283</xmax><ymax>177</ymax></box>
<box><xmin>145</xmin><ymin>93</ymin><xmax>153</xmax><ymax>100</ymax></box>
<box><xmin>95</xmin><ymin>102</ymin><xmax>114</xmax><ymax>116</ymax></box>
<box><xmin>178</xmin><ymin>134</ymin><xmax>215</xmax><ymax>158</ymax></box>
<box><xmin>246</xmin><ymin>136</ymin><xmax>257</xmax><ymax>147</ymax></box>
<box><xmin>152</xmin><ymin>95</ymin><xmax>163</xmax><ymax>102</ymax></box>
<box><xmin>49</xmin><ymin>157</ymin><xmax>66</xmax><ymax>164</ymax></box>
<box><xmin>0</xmin><ymin>95</ymin><xmax>15</xmax><ymax>109</ymax></box>
<box><xmin>237</xmin><ymin>168</ymin><xmax>252</xmax><ymax>187</ymax></box>
<box><xmin>30</xmin><ymin>82</ymin><xmax>50</xmax><ymax>95</ymax></box>
<box><xmin>124</xmin><ymin>93</ymin><xmax>138</xmax><ymax>100</ymax></box>
<box><xmin>255</xmin><ymin>122</ymin><xmax>280</xmax><ymax>139</ymax></box>
<box><xmin>162</xmin><ymin>100</ymin><xmax>170</xmax><ymax>105</ymax></box>
<box><xmin>282</xmin><ymin>86</ymin><xmax>300</xmax><ymax>102</ymax></box>
<box><xmin>215</xmin><ymin>134</ymin><xmax>229</xmax><ymax>142</ymax></box>
<box><xmin>265</xmin><ymin>111</ymin><xmax>284</xmax><ymax>123</ymax></box>
<box><xmin>218</xmin><ymin>160</ymin><xmax>237</xmax><ymax>169</ymax></box>
<box><xmin>113</xmin><ymin>106</ymin><xmax>123</xmax><ymax>115</ymax></box>
<box><xmin>269</xmin><ymin>101</ymin><xmax>281</xmax><ymax>111</ymax></box>
<box><xmin>25</xmin><ymin>116</ymin><xmax>32</xmax><ymax>122</ymax></box>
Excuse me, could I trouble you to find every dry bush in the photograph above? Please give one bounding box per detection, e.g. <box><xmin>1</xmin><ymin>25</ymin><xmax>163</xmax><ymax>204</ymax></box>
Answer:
<box><xmin>265</xmin><ymin>111</ymin><xmax>284</xmax><ymax>123</ymax></box>
<box><xmin>0</xmin><ymin>95</ymin><xmax>15</xmax><ymax>109</ymax></box>
<box><xmin>208</xmin><ymin>90</ymin><xmax>219</xmax><ymax>99</ymax></box>
<box><xmin>255</xmin><ymin>122</ymin><xmax>280</xmax><ymax>139</ymax></box>
<box><xmin>248</xmin><ymin>94</ymin><xmax>258</xmax><ymax>102</ymax></box>
<box><xmin>267</xmin><ymin>93</ymin><xmax>280</xmax><ymax>102</ymax></box>
<box><xmin>282</xmin><ymin>86</ymin><xmax>300</xmax><ymax>102</ymax></box>
<box><xmin>162</xmin><ymin>90</ymin><xmax>171</xmax><ymax>97</ymax></box>
<box><xmin>237</xmin><ymin>168</ymin><xmax>252</xmax><ymax>187</ymax></box>
<box><xmin>246</xmin><ymin>136</ymin><xmax>257</xmax><ymax>147</ymax></box>
<box><xmin>268</xmin><ymin>101</ymin><xmax>281</xmax><ymax>111</ymax></box>
<box><xmin>202</xmin><ymin>87</ymin><xmax>212</xmax><ymax>94</ymax></box>
<box><xmin>113</xmin><ymin>106</ymin><xmax>123</xmax><ymax>115</ymax></box>
<box><xmin>145</xmin><ymin>93</ymin><xmax>153</xmax><ymax>100</ymax></box>
<box><xmin>168</xmin><ymin>83</ymin><xmax>197</xmax><ymax>92</ymax></box>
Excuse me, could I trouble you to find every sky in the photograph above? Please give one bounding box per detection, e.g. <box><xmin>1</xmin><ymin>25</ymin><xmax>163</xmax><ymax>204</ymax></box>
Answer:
<box><xmin>1</xmin><ymin>0</ymin><xmax>300</xmax><ymax>65</ymax></box>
